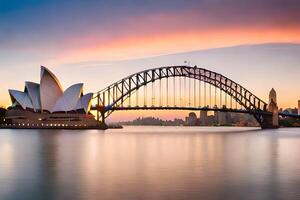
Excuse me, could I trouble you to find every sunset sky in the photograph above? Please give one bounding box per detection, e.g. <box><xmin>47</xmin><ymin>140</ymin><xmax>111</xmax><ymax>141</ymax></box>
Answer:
<box><xmin>1</xmin><ymin>0</ymin><xmax>300</xmax><ymax>121</ymax></box>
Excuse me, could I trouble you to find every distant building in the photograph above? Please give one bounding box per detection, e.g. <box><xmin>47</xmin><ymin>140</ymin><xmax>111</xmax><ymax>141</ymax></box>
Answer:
<box><xmin>298</xmin><ymin>100</ymin><xmax>300</xmax><ymax>115</ymax></box>
<box><xmin>230</xmin><ymin>113</ymin><xmax>258</xmax><ymax>127</ymax></box>
<box><xmin>213</xmin><ymin>111</ymin><xmax>218</xmax><ymax>123</ymax></box>
<box><xmin>183</xmin><ymin>111</ymin><xmax>259</xmax><ymax>127</ymax></box>
<box><xmin>217</xmin><ymin>112</ymin><xmax>231</xmax><ymax>125</ymax></box>
<box><xmin>199</xmin><ymin>110</ymin><xmax>208</xmax><ymax>126</ymax></box>
<box><xmin>283</xmin><ymin>108</ymin><xmax>298</xmax><ymax>114</ymax></box>
<box><xmin>207</xmin><ymin>115</ymin><xmax>216</xmax><ymax>126</ymax></box>
<box><xmin>186</xmin><ymin>112</ymin><xmax>198</xmax><ymax>126</ymax></box>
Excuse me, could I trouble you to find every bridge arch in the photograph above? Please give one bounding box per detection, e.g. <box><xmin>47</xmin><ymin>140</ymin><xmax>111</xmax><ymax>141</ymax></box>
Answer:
<box><xmin>93</xmin><ymin>65</ymin><xmax>269</xmax><ymax>127</ymax></box>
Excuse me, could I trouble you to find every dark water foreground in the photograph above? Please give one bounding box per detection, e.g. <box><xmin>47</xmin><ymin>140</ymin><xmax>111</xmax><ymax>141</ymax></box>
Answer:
<box><xmin>0</xmin><ymin>126</ymin><xmax>299</xmax><ymax>200</ymax></box>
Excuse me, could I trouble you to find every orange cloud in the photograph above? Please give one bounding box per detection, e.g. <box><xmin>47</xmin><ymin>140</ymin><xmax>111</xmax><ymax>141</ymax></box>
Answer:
<box><xmin>54</xmin><ymin>26</ymin><xmax>300</xmax><ymax>64</ymax></box>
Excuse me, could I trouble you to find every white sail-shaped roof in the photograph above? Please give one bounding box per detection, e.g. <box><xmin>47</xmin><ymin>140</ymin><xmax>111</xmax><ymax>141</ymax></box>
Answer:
<box><xmin>53</xmin><ymin>83</ymin><xmax>83</xmax><ymax>112</ymax></box>
<box><xmin>8</xmin><ymin>66</ymin><xmax>93</xmax><ymax>114</ymax></box>
<box><xmin>40</xmin><ymin>66</ymin><xmax>63</xmax><ymax>112</ymax></box>
<box><xmin>9</xmin><ymin>90</ymin><xmax>33</xmax><ymax>110</ymax></box>
<box><xmin>75</xmin><ymin>93</ymin><xmax>93</xmax><ymax>113</ymax></box>
<box><xmin>25</xmin><ymin>82</ymin><xmax>41</xmax><ymax>111</ymax></box>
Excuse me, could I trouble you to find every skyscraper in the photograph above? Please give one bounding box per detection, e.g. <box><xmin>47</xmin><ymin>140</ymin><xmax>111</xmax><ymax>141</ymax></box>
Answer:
<box><xmin>186</xmin><ymin>112</ymin><xmax>198</xmax><ymax>126</ymax></box>
<box><xmin>298</xmin><ymin>100</ymin><xmax>300</xmax><ymax>115</ymax></box>
<box><xmin>200</xmin><ymin>110</ymin><xmax>208</xmax><ymax>126</ymax></box>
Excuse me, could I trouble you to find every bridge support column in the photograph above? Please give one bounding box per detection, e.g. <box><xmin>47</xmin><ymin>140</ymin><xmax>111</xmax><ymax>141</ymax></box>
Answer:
<box><xmin>97</xmin><ymin>110</ymin><xmax>108</xmax><ymax>129</ymax></box>
<box><xmin>268</xmin><ymin>88</ymin><xmax>279</xmax><ymax>128</ymax></box>
<box><xmin>199</xmin><ymin>110</ymin><xmax>208</xmax><ymax>126</ymax></box>
<box><xmin>257</xmin><ymin>115</ymin><xmax>277</xmax><ymax>129</ymax></box>
<box><xmin>258</xmin><ymin>88</ymin><xmax>279</xmax><ymax>129</ymax></box>
<box><xmin>101</xmin><ymin>111</ymin><xmax>105</xmax><ymax>124</ymax></box>
<box><xmin>254</xmin><ymin>88</ymin><xmax>279</xmax><ymax>129</ymax></box>
<box><xmin>96</xmin><ymin>105</ymin><xmax>108</xmax><ymax>129</ymax></box>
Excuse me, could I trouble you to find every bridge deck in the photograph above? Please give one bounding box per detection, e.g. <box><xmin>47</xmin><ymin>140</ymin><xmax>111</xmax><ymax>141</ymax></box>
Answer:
<box><xmin>91</xmin><ymin>106</ymin><xmax>272</xmax><ymax>116</ymax></box>
<box><xmin>279</xmin><ymin>113</ymin><xmax>300</xmax><ymax>118</ymax></box>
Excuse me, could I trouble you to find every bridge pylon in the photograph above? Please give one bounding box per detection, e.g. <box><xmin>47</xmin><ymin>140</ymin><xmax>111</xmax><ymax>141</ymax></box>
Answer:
<box><xmin>265</xmin><ymin>88</ymin><xmax>279</xmax><ymax>128</ymax></box>
<box><xmin>95</xmin><ymin>104</ymin><xmax>107</xmax><ymax>126</ymax></box>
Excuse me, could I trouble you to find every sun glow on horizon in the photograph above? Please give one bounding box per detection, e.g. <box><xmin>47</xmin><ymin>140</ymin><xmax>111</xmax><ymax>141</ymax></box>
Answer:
<box><xmin>52</xmin><ymin>27</ymin><xmax>300</xmax><ymax>65</ymax></box>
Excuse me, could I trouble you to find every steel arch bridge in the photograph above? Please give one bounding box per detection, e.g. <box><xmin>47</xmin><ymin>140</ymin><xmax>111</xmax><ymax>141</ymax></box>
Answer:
<box><xmin>91</xmin><ymin>65</ymin><xmax>276</xmax><ymax>128</ymax></box>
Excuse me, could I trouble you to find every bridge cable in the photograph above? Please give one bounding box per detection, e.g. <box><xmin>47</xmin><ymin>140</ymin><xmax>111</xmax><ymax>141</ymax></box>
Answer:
<box><xmin>225</xmin><ymin>89</ymin><xmax>227</xmax><ymax>108</ymax></box>
<box><xmin>184</xmin><ymin>76</ymin><xmax>187</xmax><ymax>107</ymax></box>
<box><xmin>112</xmin><ymin>86</ymin><xmax>115</xmax><ymax>107</ymax></box>
<box><xmin>199</xmin><ymin>78</ymin><xmax>201</xmax><ymax>107</ymax></box>
<box><xmin>166</xmin><ymin>78</ymin><xmax>168</xmax><ymax>107</ymax></box>
<box><xmin>235</xmin><ymin>88</ymin><xmax>237</xmax><ymax>110</ymax></box>
<box><xmin>188</xmin><ymin>77</ymin><xmax>191</xmax><ymax>107</ymax></box>
<box><xmin>159</xmin><ymin>79</ymin><xmax>162</xmax><ymax>107</ymax></box>
<box><xmin>209</xmin><ymin>84</ymin><xmax>212</xmax><ymax>108</ymax></box>
<box><xmin>136</xmin><ymin>89</ymin><xmax>139</xmax><ymax>107</ymax></box>
<box><xmin>121</xmin><ymin>83</ymin><xmax>124</xmax><ymax>107</ymax></box>
<box><xmin>128</xmin><ymin>79</ymin><xmax>131</xmax><ymax>107</ymax></box>
<box><xmin>144</xmin><ymin>84</ymin><xmax>147</xmax><ymax>107</ymax></box>
<box><xmin>230</xmin><ymin>94</ymin><xmax>233</xmax><ymax>109</ymax></box>
<box><xmin>173</xmin><ymin>76</ymin><xmax>176</xmax><ymax>106</ymax></box>
<box><xmin>194</xmin><ymin>77</ymin><xmax>197</xmax><ymax>107</ymax></box>
<box><xmin>204</xmin><ymin>81</ymin><xmax>206</xmax><ymax>107</ymax></box>
<box><xmin>152</xmin><ymin>81</ymin><xmax>155</xmax><ymax>107</ymax></box>
<box><xmin>220</xmin><ymin>88</ymin><xmax>222</xmax><ymax>108</ymax></box>
<box><xmin>108</xmin><ymin>87</ymin><xmax>111</xmax><ymax>107</ymax></box>
<box><xmin>215</xmin><ymin>86</ymin><xmax>217</xmax><ymax>108</ymax></box>
<box><xmin>179</xmin><ymin>77</ymin><xmax>182</xmax><ymax>106</ymax></box>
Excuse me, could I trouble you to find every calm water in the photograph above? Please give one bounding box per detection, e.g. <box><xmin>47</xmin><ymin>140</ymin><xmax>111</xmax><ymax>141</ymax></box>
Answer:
<box><xmin>0</xmin><ymin>126</ymin><xmax>300</xmax><ymax>200</ymax></box>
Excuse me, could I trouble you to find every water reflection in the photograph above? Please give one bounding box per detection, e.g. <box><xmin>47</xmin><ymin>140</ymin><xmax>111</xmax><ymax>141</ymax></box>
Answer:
<box><xmin>0</xmin><ymin>127</ymin><xmax>299</xmax><ymax>200</ymax></box>
<box><xmin>37</xmin><ymin>130</ymin><xmax>59</xmax><ymax>200</ymax></box>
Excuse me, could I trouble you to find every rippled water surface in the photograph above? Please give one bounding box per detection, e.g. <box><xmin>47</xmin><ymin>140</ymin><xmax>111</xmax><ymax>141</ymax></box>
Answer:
<box><xmin>0</xmin><ymin>126</ymin><xmax>300</xmax><ymax>200</ymax></box>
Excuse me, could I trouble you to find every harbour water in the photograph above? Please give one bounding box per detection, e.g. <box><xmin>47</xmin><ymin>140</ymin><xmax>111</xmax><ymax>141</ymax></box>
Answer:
<box><xmin>0</xmin><ymin>126</ymin><xmax>300</xmax><ymax>200</ymax></box>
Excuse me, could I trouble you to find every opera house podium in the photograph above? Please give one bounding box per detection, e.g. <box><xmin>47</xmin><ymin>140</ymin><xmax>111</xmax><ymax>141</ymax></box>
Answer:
<box><xmin>3</xmin><ymin>66</ymin><xmax>103</xmax><ymax>129</ymax></box>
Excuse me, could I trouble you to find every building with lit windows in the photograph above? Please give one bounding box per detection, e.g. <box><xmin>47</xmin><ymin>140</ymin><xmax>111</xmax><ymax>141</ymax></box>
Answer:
<box><xmin>4</xmin><ymin>66</ymin><xmax>100</xmax><ymax>129</ymax></box>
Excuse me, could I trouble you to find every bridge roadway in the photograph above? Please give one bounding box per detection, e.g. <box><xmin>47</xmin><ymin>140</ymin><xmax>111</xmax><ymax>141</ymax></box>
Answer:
<box><xmin>106</xmin><ymin>106</ymin><xmax>272</xmax><ymax>116</ymax></box>
<box><xmin>101</xmin><ymin>106</ymin><xmax>299</xmax><ymax>117</ymax></box>
<box><xmin>106</xmin><ymin>106</ymin><xmax>299</xmax><ymax>118</ymax></box>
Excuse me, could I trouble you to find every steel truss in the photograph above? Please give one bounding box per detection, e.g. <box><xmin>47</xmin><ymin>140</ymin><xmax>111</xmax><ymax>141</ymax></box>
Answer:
<box><xmin>92</xmin><ymin>66</ymin><xmax>269</xmax><ymax>125</ymax></box>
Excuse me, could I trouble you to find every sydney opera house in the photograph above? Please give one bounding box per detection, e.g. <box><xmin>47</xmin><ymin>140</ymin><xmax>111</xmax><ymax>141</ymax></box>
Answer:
<box><xmin>4</xmin><ymin>66</ymin><xmax>100</xmax><ymax>128</ymax></box>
